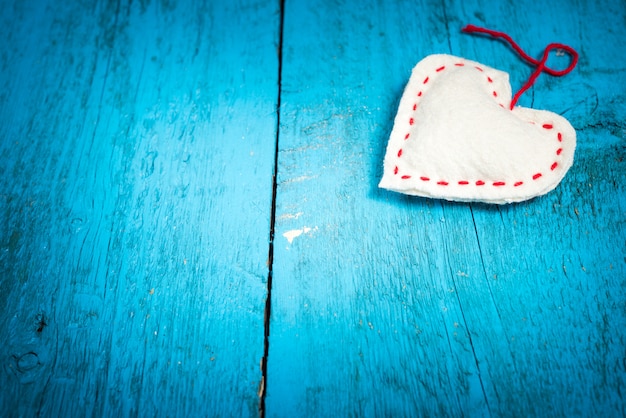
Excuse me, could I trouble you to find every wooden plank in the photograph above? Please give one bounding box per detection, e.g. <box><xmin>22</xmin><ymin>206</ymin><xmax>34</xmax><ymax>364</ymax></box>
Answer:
<box><xmin>0</xmin><ymin>1</ymin><xmax>279</xmax><ymax>416</ymax></box>
<box><xmin>266</xmin><ymin>0</ymin><xmax>626</xmax><ymax>416</ymax></box>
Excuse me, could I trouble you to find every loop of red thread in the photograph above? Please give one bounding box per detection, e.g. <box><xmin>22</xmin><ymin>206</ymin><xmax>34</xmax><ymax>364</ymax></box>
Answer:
<box><xmin>461</xmin><ymin>24</ymin><xmax>578</xmax><ymax>109</ymax></box>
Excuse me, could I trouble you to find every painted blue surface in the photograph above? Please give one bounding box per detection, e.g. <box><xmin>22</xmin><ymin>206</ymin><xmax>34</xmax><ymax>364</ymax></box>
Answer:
<box><xmin>1</xmin><ymin>0</ymin><xmax>625</xmax><ymax>417</ymax></box>
<box><xmin>1</xmin><ymin>1</ymin><xmax>279</xmax><ymax>416</ymax></box>
<box><xmin>266</xmin><ymin>0</ymin><xmax>626</xmax><ymax>417</ymax></box>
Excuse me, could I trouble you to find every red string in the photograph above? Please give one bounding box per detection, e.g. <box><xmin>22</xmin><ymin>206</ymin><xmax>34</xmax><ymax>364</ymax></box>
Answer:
<box><xmin>461</xmin><ymin>24</ymin><xmax>578</xmax><ymax>109</ymax></box>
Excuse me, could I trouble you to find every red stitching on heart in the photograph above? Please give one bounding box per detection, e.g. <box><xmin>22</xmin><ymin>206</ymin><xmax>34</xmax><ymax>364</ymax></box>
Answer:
<box><xmin>394</xmin><ymin>61</ymin><xmax>565</xmax><ymax>189</ymax></box>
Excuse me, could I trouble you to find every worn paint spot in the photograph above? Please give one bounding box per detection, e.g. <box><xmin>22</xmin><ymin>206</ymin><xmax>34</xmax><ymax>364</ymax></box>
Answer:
<box><xmin>281</xmin><ymin>175</ymin><xmax>318</xmax><ymax>185</ymax></box>
<box><xmin>283</xmin><ymin>226</ymin><xmax>317</xmax><ymax>244</ymax></box>
<box><xmin>277</xmin><ymin>212</ymin><xmax>304</xmax><ymax>221</ymax></box>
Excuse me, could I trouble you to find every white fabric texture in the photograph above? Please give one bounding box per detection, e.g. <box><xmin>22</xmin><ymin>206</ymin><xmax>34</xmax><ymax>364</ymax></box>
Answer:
<box><xmin>379</xmin><ymin>54</ymin><xmax>576</xmax><ymax>204</ymax></box>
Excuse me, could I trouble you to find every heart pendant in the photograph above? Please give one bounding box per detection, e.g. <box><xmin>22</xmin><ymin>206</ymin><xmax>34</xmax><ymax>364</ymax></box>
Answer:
<box><xmin>379</xmin><ymin>54</ymin><xmax>576</xmax><ymax>204</ymax></box>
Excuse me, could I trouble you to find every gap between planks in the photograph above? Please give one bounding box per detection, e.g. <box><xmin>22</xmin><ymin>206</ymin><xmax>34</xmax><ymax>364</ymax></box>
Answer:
<box><xmin>259</xmin><ymin>0</ymin><xmax>286</xmax><ymax>416</ymax></box>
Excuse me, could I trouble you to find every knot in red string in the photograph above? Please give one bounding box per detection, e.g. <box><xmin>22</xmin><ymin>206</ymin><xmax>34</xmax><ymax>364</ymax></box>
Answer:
<box><xmin>461</xmin><ymin>24</ymin><xmax>578</xmax><ymax>110</ymax></box>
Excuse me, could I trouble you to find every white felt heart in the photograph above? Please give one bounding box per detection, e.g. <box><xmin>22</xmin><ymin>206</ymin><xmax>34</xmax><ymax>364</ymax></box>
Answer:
<box><xmin>379</xmin><ymin>54</ymin><xmax>576</xmax><ymax>204</ymax></box>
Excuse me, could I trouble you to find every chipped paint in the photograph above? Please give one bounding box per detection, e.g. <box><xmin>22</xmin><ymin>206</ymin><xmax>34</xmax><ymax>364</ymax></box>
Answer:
<box><xmin>282</xmin><ymin>226</ymin><xmax>317</xmax><ymax>244</ymax></box>
<box><xmin>277</xmin><ymin>212</ymin><xmax>304</xmax><ymax>221</ymax></box>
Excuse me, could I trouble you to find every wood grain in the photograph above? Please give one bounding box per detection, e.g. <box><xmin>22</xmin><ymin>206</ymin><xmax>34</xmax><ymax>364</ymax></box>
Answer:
<box><xmin>0</xmin><ymin>1</ymin><xmax>279</xmax><ymax>416</ymax></box>
<box><xmin>1</xmin><ymin>0</ymin><xmax>625</xmax><ymax>416</ymax></box>
<box><xmin>265</xmin><ymin>0</ymin><xmax>626</xmax><ymax>416</ymax></box>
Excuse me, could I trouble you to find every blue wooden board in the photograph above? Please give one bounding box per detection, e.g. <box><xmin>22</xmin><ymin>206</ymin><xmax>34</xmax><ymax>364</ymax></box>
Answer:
<box><xmin>1</xmin><ymin>0</ymin><xmax>625</xmax><ymax>417</ymax></box>
<box><xmin>0</xmin><ymin>1</ymin><xmax>279</xmax><ymax>416</ymax></box>
<box><xmin>265</xmin><ymin>0</ymin><xmax>626</xmax><ymax>417</ymax></box>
